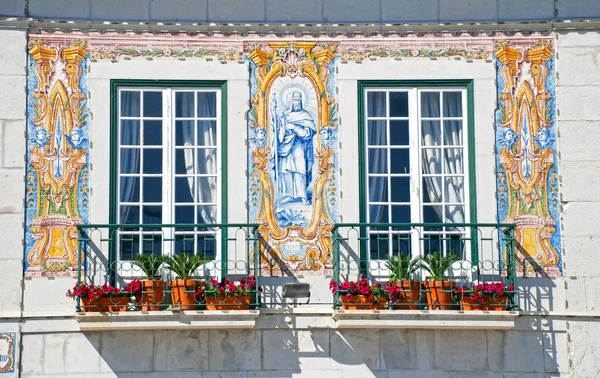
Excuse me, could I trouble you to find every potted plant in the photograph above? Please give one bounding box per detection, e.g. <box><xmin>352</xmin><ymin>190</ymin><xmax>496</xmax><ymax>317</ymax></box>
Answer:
<box><xmin>164</xmin><ymin>253</ymin><xmax>205</xmax><ymax>310</ymax></box>
<box><xmin>132</xmin><ymin>254</ymin><xmax>165</xmax><ymax>311</ymax></box>
<box><xmin>422</xmin><ymin>252</ymin><xmax>458</xmax><ymax>310</ymax></box>
<box><xmin>455</xmin><ymin>282</ymin><xmax>515</xmax><ymax>311</ymax></box>
<box><xmin>67</xmin><ymin>282</ymin><xmax>135</xmax><ymax>312</ymax></box>
<box><xmin>330</xmin><ymin>277</ymin><xmax>388</xmax><ymax>310</ymax></box>
<box><xmin>385</xmin><ymin>254</ymin><xmax>423</xmax><ymax>310</ymax></box>
<box><xmin>198</xmin><ymin>276</ymin><xmax>261</xmax><ymax>310</ymax></box>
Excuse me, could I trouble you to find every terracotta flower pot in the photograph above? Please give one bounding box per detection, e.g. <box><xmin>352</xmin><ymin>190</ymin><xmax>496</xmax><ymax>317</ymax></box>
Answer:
<box><xmin>390</xmin><ymin>281</ymin><xmax>421</xmax><ymax>310</ymax></box>
<box><xmin>486</xmin><ymin>296</ymin><xmax>508</xmax><ymax>311</ymax></box>
<box><xmin>205</xmin><ymin>295</ymin><xmax>252</xmax><ymax>310</ymax></box>
<box><xmin>340</xmin><ymin>295</ymin><xmax>387</xmax><ymax>310</ymax></box>
<box><xmin>80</xmin><ymin>295</ymin><xmax>129</xmax><ymax>312</ymax></box>
<box><xmin>424</xmin><ymin>280</ymin><xmax>455</xmax><ymax>310</ymax></box>
<box><xmin>168</xmin><ymin>279</ymin><xmax>198</xmax><ymax>310</ymax></box>
<box><xmin>460</xmin><ymin>295</ymin><xmax>486</xmax><ymax>311</ymax></box>
<box><xmin>140</xmin><ymin>280</ymin><xmax>166</xmax><ymax>311</ymax></box>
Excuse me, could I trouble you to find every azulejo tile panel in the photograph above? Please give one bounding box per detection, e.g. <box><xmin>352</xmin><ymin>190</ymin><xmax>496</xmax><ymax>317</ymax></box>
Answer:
<box><xmin>24</xmin><ymin>37</ymin><xmax>90</xmax><ymax>278</ymax></box>
<box><xmin>494</xmin><ymin>40</ymin><xmax>562</xmax><ymax>277</ymax></box>
<box><xmin>0</xmin><ymin>333</ymin><xmax>16</xmax><ymax>373</ymax></box>
<box><xmin>246</xmin><ymin>42</ymin><xmax>340</xmax><ymax>274</ymax></box>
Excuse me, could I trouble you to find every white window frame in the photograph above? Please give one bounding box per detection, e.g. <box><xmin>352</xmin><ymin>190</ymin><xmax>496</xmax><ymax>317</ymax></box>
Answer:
<box><xmin>115</xmin><ymin>86</ymin><xmax>222</xmax><ymax>263</ymax></box>
<box><xmin>363</xmin><ymin>86</ymin><xmax>471</xmax><ymax>261</ymax></box>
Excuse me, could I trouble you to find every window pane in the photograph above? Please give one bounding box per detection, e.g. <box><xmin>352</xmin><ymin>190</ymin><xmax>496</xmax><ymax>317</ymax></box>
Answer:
<box><xmin>367</xmin><ymin>92</ymin><xmax>386</xmax><ymax>117</ymax></box>
<box><xmin>423</xmin><ymin>177</ymin><xmax>442</xmax><ymax>203</ymax></box>
<box><xmin>120</xmin><ymin>149</ymin><xmax>140</xmax><ymax>174</ymax></box>
<box><xmin>197</xmin><ymin>120</ymin><xmax>217</xmax><ymax>146</ymax></box>
<box><xmin>142</xmin><ymin>205</ymin><xmax>162</xmax><ymax>224</ymax></box>
<box><xmin>392</xmin><ymin>234</ymin><xmax>412</xmax><ymax>256</ymax></box>
<box><xmin>369</xmin><ymin>205</ymin><xmax>389</xmax><ymax>223</ymax></box>
<box><xmin>197</xmin><ymin>237</ymin><xmax>216</xmax><ymax>258</ymax></box>
<box><xmin>445</xmin><ymin>205</ymin><xmax>465</xmax><ymax>223</ymax></box>
<box><xmin>143</xmin><ymin>120</ymin><xmax>162</xmax><ymax>146</ymax></box>
<box><xmin>120</xmin><ymin>205</ymin><xmax>140</xmax><ymax>224</ymax></box>
<box><xmin>369</xmin><ymin>233</ymin><xmax>389</xmax><ymax>260</ymax></box>
<box><xmin>390</xmin><ymin>120</ymin><xmax>409</xmax><ymax>146</ymax></box>
<box><xmin>389</xmin><ymin>92</ymin><xmax>408</xmax><ymax>117</ymax></box>
<box><xmin>174</xmin><ymin>234</ymin><xmax>195</xmax><ymax>255</ymax></box>
<box><xmin>143</xmin><ymin>177</ymin><xmax>162</xmax><ymax>203</ymax></box>
<box><xmin>421</xmin><ymin>120</ymin><xmax>441</xmax><ymax>146</ymax></box>
<box><xmin>119</xmin><ymin>233</ymin><xmax>139</xmax><ymax>260</ymax></box>
<box><xmin>446</xmin><ymin>234</ymin><xmax>464</xmax><ymax>257</ymax></box>
<box><xmin>175</xmin><ymin>92</ymin><xmax>195</xmax><ymax>117</ymax></box>
<box><xmin>443</xmin><ymin>120</ymin><xmax>463</xmax><ymax>146</ymax></box>
<box><xmin>197</xmin><ymin>149</ymin><xmax>217</xmax><ymax>175</ymax></box>
<box><xmin>175</xmin><ymin>206</ymin><xmax>194</xmax><ymax>224</ymax></box>
<box><xmin>367</xmin><ymin>120</ymin><xmax>387</xmax><ymax>146</ymax></box>
<box><xmin>444</xmin><ymin>176</ymin><xmax>464</xmax><ymax>203</ymax></box>
<box><xmin>391</xmin><ymin>205</ymin><xmax>410</xmax><ymax>223</ymax></box>
<box><xmin>423</xmin><ymin>234</ymin><xmax>441</xmax><ymax>254</ymax></box>
<box><xmin>443</xmin><ymin>92</ymin><xmax>462</xmax><ymax>117</ymax></box>
<box><xmin>176</xmin><ymin>120</ymin><xmax>194</xmax><ymax>146</ymax></box>
<box><xmin>175</xmin><ymin>177</ymin><xmax>194</xmax><ymax>203</ymax></box>
<box><xmin>390</xmin><ymin>149</ymin><xmax>410</xmax><ymax>174</ymax></box>
<box><xmin>176</xmin><ymin>149</ymin><xmax>194</xmax><ymax>174</ymax></box>
<box><xmin>197</xmin><ymin>92</ymin><xmax>217</xmax><ymax>117</ymax></box>
<box><xmin>422</xmin><ymin>149</ymin><xmax>442</xmax><ymax>174</ymax></box>
<box><xmin>391</xmin><ymin>177</ymin><xmax>410</xmax><ymax>202</ymax></box>
<box><xmin>120</xmin><ymin>91</ymin><xmax>140</xmax><ymax>117</ymax></box>
<box><xmin>368</xmin><ymin>148</ymin><xmax>387</xmax><ymax>174</ymax></box>
<box><xmin>121</xmin><ymin>120</ymin><xmax>140</xmax><ymax>146</ymax></box>
<box><xmin>368</xmin><ymin>177</ymin><xmax>388</xmax><ymax>202</ymax></box>
<box><xmin>421</xmin><ymin>92</ymin><xmax>440</xmax><ymax>117</ymax></box>
<box><xmin>143</xmin><ymin>91</ymin><xmax>162</xmax><ymax>117</ymax></box>
<box><xmin>423</xmin><ymin>205</ymin><xmax>442</xmax><ymax>224</ymax></box>
<box><xmin>197</xmin><ymin>205</ymin><xmax>217</xmax><ymax>224</ymax></box>
<box><xmin>443</xmin><ymin>148</ymin><xmax>464</xmax><ymax>174</ymax></box>
<box><xmin>143</xmin><ymin>149</ymin><xmax>162</xmax><ymax>174</ymax></box>
<box><xmin>197</xmin><ymin>177</ymin><xmax>217</xmax><ymax>204</ymax></box>
<box><xmin>120</xmin><ymin>176</ymin><xmax>139</xmax><ymax>203</ymax></box>
<box><xmin>142</xmin><ymin>234</ymin><xmax>162</xmax><ymax>256</ymax></box>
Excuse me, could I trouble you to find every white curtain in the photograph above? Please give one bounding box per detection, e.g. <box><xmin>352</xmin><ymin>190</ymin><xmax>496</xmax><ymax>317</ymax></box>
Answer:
<box><xmin>421</xmin><ymin>92</ymin><xmax>465</xmax><ymax>223</ymax></box>
<box><xmin>181</xmin><ymin>92</ymin><xmax>217</xmax><ymax>224</ymax></box>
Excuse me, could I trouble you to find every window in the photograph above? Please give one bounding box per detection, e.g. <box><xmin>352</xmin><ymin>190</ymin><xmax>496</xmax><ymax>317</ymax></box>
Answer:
<box><xmin>111</xmin><ymin>81</ymin><xmax>226</xmax><ymax>261</ymax></box>
<box><xmin>359</xmin><ymin>82</ymin><xmax>475</xmax><ymax>260</ymax></box>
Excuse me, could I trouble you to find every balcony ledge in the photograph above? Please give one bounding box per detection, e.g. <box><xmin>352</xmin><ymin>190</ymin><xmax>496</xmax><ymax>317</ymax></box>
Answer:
<box><xmin>76</xmin><ymin>310</ymin><xmax>259</xmax><ymax>331</ymax></box>
<box><xmin>333</xmin><ymin>310</ymin><xmax>519</xmax><ymax>330</ymax></box>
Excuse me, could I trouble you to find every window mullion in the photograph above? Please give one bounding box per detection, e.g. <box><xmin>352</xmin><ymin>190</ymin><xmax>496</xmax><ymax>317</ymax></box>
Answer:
<box><xmin>164</xmin><ymin>89</ymin><xmax>173</xmax><ymax>256</ymax></box>
<box><xmin>409</xmin><ymin>88</ymin><xmax>421</xmax><ymax>259</ymax></box>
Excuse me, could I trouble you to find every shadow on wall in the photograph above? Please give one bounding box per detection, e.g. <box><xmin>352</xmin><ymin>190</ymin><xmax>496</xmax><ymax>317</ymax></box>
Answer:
<box><xmin>80</xmin><ymin>325</ymin><xmax>564</xmax><ymax>377</ymax></box>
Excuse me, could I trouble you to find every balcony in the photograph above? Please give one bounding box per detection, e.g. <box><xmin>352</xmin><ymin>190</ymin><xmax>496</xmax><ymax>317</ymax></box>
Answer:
<box><xmin>73</xmin><ymin>222</ymin><xmax>519</xmax><ymax>330</ymax></box>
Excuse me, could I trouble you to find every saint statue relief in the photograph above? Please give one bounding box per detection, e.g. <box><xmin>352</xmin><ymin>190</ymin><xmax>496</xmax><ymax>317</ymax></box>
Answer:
<box><xmin>271</xmin><ymin>91</ymin><xmax>316</xmax><ymax>206</ymax></box>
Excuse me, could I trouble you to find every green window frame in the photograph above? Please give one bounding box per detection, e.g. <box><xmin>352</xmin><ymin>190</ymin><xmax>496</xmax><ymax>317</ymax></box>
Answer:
<box><xmin>109</xmin><ymin>79</ymin><xmax>228</xmax><ymax>273</ymax></box>
<box><xmin>357</xmin><ymin>80</ymin><xmax>478</xmax><ymax>264</ymax></box>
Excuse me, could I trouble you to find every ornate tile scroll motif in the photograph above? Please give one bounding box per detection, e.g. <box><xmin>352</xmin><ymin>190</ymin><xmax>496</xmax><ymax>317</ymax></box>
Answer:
<box><xmin>246</xmin><ymin>42</ymin><xmax>339</xmax><ymax>275</ymax></box>
<box><xmin>0</xmin><ymin>333</ymin><xmax>16</xmax><ymax>373</ymax></box>
<box><xmin>24</xmin><ymin>37</ymin><xmax>90</xmax><ymax>278</ymax></box>
<box><xmin>494</xmin><ymin>40</ymin><xmax>562</xmax><ymax>277</ymax></box>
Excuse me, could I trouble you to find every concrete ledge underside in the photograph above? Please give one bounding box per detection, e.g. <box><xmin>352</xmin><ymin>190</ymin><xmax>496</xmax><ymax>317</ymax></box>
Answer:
<box><xmin>333</xmin><ymin>310</ymin><xmax>519</xmax><ymax>329</ymax></box>
<box><xmin>76</xmin><ymin>310</ymin><xmax>260</xmax><ymax>330</ymax></box>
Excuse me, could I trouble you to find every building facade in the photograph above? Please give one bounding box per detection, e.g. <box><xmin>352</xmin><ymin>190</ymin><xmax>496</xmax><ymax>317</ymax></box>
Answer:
<box><xmin>1</xmin><ymin>1</ymin><xmax>599</xmax><ymax>377</ymax></box>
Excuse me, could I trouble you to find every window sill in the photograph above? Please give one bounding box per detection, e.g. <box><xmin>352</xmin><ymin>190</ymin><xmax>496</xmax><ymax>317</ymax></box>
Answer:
<box><xmin>75</xmin><ymin>310</ymin><xmax>259</xmax><ymax>331</ymax></box>
<box><xmin>333</xmin><ymin>309</ymin><xmax>519</xmax><ymax>330</ymax></box>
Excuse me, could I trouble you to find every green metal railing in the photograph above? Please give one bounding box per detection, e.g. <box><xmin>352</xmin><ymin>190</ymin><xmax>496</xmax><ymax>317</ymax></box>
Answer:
<box><xmin>332</xmin><ymin>222</ymin><xmax>518</xmax><ymax>310</ymax></box>
<box><xmin>75</xmin><ymin>223</ymin><xmax>261</xmax><ymax>311</ymax></box>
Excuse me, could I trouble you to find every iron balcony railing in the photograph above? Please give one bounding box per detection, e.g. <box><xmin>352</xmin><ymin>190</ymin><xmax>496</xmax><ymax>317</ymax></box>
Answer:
<box><xmin>74</xmin><ymin>222</ymin><xmax>517</xmax><ymax>311</ymax></box>
<box><xmin>332</xmin><ymin>223</ymin><xmax>518</xmax><ymax>310</ymax></box>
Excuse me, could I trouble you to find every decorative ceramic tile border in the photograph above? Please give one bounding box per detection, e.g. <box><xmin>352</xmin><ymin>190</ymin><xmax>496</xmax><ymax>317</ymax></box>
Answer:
<box><xmin>494</xmin><ymin>39</ymin><xmax>562</xmax><ymax>277</ymax></box>
<box><xmin>0</xmin><ymin>333</ymin><xmax>16</xmax><ymax>373</ymax></box>
<box><xmin>24</xmin><ymin>37</ymin><xmax>90</xmax><ymax>278</ymax></box>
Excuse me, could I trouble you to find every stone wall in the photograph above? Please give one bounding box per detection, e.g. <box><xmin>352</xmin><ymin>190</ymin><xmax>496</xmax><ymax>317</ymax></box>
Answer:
<box><xmin>19</xmin><ymin>315</ymin><xmax>567</xmax><ymax>378</ymax></box>
<box><xmin>556</xmin><ymin>31</ymin><xmax>600</xmax><ymax>378</ymax></box>
<box><xmin>1</xmin><ymin>0</ymin><xmax>600</xmax><ymax>24</ymax></box>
